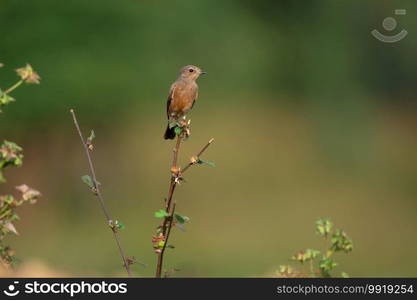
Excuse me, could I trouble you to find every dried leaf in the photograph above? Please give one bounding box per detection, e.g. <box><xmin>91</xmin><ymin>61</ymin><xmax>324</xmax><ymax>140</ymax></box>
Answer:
<box><xmin>15</xmin><ymin>184</ymin><xmax>41</xmax><ymax>203</ymax></box>
<box><xmin>5</xmin><ymin>222</ymin><xmax>19</xmax><ymax>235</ymax></box>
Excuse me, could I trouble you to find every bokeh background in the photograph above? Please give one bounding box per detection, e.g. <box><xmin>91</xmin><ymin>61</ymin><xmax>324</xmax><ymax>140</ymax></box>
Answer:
<box><xmin>1</xmin><ymin>0</ymin><xmax>417</xmax><ymax>277</ymax></box>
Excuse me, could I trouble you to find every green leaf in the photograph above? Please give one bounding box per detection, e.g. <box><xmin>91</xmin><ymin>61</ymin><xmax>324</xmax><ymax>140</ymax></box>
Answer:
<box><xmin>305</xmin><ymin>248</ymin><xmax>321</xmax><ymax>260</ymax></box>
<box><xmin>169</xmin><ymin>121</ymin><xmax>179</xmax><ymax>129</ymax></box>
<box><xmin>197</xmin><ymin>159</ymin><xmax>216</xmax><ymax>167</ymax></box>
<box><xmin>341</xmin><ymin>272</ymin><xmax>349</xmax><ymax>278</ymax></box>
<box><xmin>278</xmin><ymin>265</ymin><xmax>295</xmax><ymax>275</ymax></box>
<box><xmin>81</xmin><ymin>175</ymin><xmax>94</xmax><ymax>189</ymax></box>
<box><xmin>154</xmin><ymin>209</ymin><xmax>169</xmax><ymax>218</ymax></box>
<box><xmin>315</xmin><ymin>218</ymin><xmax>333</xmax><ymax>237</ymax></box>
<box><xmin>174</xmin><ymin>127</ymin><xmax>182</xmax><ymax>135</ymax></box>
<box><xmin>115</xmin><ymin>221</ymin><xmax>125</xmax><ymax>230</ymax></box>
<box><xmin>330</xmin><ymin>229</ymin><xmax>353</xmax><ymax>253</ymax></box>
<box><xmin>174</xmin><ymin>213</ymin><xmax>190</xmax><ymax>224</ymax></box>
<box><xmin>319</xmin><ymin>257</ymin><xmax>338</xmax><ymax>277</ymax></box>
<box><xmin>0</xmin><ymin>91</ymin><xmax>15</xmax><ymax>106</ymax></box>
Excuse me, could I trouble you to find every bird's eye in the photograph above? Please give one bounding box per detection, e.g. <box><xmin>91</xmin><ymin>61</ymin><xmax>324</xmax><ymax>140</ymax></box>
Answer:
<box><xmin>189</xmin><ymin>69</ymin><xmax>194</xmax><ymax>72</ymax></box>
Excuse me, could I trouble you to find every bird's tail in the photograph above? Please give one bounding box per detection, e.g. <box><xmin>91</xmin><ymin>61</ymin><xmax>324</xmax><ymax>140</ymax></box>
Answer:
<box><xmin>164</xmin><ymin>124</ymin><xmax>176</xmax><ymax>140</ymax></box>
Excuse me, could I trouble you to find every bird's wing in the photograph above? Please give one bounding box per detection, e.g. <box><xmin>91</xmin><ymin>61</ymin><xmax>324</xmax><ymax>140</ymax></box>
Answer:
<box><xmin>190</xmin><ymin>84</ymin><xmax>199</xmax><ymax>109</ymax></box>
<box><xmin>166</xmin><ymin>83</ymin><xmax>177</xmax><ymax>119</ymax></box>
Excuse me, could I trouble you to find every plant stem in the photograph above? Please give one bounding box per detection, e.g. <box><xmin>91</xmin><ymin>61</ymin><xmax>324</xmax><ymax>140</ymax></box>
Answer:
<box><xmin>155</xmin><ymin>135</ymin><xmax>214</xmax><ymax>278</ymax></box>
<box><xmin>156</xmin><ymin>134</ymin><xmax>182</xmax><ymax>278</ymax></box>
<box><xmin>70</xmin><ymin>109</ymin><xmax>132</xmax><ymax>277</ymax></box>
<box><xmin>4</xmin><ymin>80</ymin><xmax>24</xmax><ymax>95</ymax></box>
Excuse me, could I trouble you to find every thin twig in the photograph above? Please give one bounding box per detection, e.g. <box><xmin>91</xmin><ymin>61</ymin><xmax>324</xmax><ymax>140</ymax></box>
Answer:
<box><xmin>70</xmin><ymin>109</ymin><xmax>132</xmax><ymax>277</ymax></box>
<box><xmin>155</xmin><ymin>135</ymin><xmax>214</xmax><ymax>278</ymax></box>
<box><xmin>181</xmin><ymin>138</ymin><xmax>215</xmax><ymax>173</ymax></box>
<box><xmin>4</xmin><ymin>79</ymin><xmax>24</xmax><ymax>95</ymax></box>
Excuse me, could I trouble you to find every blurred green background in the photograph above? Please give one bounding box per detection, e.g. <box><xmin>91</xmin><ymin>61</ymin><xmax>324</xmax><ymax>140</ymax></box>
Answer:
<box><xmin>1</xmin><ymin>0</ymin><xmax>417</xmax><ymax>277</ymax></box>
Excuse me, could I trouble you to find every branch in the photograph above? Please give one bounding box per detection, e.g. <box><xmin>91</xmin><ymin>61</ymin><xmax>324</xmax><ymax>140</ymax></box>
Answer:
<box><xmin>181</xmin><ymin>138</ymin><xmax>215</xmax><ymax>174</ymax></box>
<box><xmin>155</xmin><ymin>134</ymin><xmax>214</xmax><ymax>278</ymax></box>
<box><xmin>70</xmin><ymin>109</ymin><xmax>132</xmax><ymax>277</ymax></box>
<box><xmin>156</xmin><ymin>133</ymin><xmax>182</xmax><ymax>278</ymax></box>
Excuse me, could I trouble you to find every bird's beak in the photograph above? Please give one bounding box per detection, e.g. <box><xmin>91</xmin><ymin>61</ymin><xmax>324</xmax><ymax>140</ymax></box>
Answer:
<box><xmin>200</xmin><ymin>70</ymin><xmax>207</xmax><ymax>75</ymax></box>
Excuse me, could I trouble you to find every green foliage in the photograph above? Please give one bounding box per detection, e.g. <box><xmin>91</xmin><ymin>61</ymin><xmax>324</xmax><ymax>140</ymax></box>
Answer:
<box><xmin>315</xmin><ymin>218</ymin><xmax>333</xmax><ymax>238</ymax></box>
<box><xmin>0</xmin><ymin>141</ymin><xmax>23</xmax><ymax>183</ymax></box>
<box><xmin>278</xmin><ymin>218</ymin><xmax>353</xmax><ymax>278</ymax></box>
<box><xmin>319</xmin><ymin>257</ymin><xmax>338</xmax><ymax>277</ymax></box>
<box><xmin>81</xmin><ymin>175</ymin><xmax>94</xmax><ymax>189</ymax></box>
<box><xmin>174</xmin><ymin>127</ymin><xmax>182</xmax><ymax>135</ymax></box>
<box><xmin>81</xmin><ymin>174</ymin><xmax>100</xmax><ymax>195</ymax></box>
<box><xmin>0</xmin><ymin>63</ymin><xmax>40</xmax><ymax>268</ymax></box>
<box><xmin>0</xmin><ymin>64</ymin><xmax>40</xmax><ymax>113</ymax></box>
<box><xmin>341</xmin><ymin>272</ymin><xmax>349</xmax><ymax>278</ymax></box>
<box><xmin>0</xmin><ymin>90</ymin><xmax>15</xmax><ymax>112</ymax></box>
<box><xmin>108</xmin><ymin>219</ymin><xmax>126</xmax><ymax>233</ymax></box>
<box><xmin>114</xmin><ymin>220</ymin><xmax>125</xmax><ymax>230</ymax></box>
<box><xmin>173</xmin><ymin>213</ymin><xmax>190</xmax><ymax>224</ymax></box>
<box><xmin>169</xmin><ymin>121</ymin><xmax>179</xmax><ymax>129</ymax></box>
<box><xmin>292</xmin><ymin>248</ymin><xmax>321</xmax><ymax>263</ymax></box>
<box><xmin>154</xmin><ymin>209</ymin><xmax>169</xmax><ymax>219</ymax></box>
<box><xmin>330</xmin><ymin>229</ymin><xmax>353</xmax><ymax>253</ymax></box>
<box><xmin>197</xmin><ymin>159</ymin><xmax>216</xmax><ymax>167</ymax></box>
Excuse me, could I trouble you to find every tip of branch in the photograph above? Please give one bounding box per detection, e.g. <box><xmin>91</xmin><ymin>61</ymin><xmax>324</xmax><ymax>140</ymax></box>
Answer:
<box><xmin>70</xmin><ymin>108</ymin><xmax>75</xmax><ymax>113</ymax></box>
<box><xmin>209</xmin><ymin>138</ymin><xmax>215</xmax><ymax>144</ymax></box>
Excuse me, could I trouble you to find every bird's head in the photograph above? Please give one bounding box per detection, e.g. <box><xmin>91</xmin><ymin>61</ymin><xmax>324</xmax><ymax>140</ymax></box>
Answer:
<box><xmin>179</xmin><ymin>65</ymin><xmax>207</xmax><ymax>80</ymax></box>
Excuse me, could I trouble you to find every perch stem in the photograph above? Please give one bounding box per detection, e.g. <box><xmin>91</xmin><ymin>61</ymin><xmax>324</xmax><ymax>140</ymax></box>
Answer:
<box><xmin>155</xmin><ymin>136</ymin><xmax>214</xmax><ymax>277</ymax></box>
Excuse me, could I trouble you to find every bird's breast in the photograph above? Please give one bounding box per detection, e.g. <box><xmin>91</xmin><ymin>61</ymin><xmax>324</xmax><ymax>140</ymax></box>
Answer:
<box><xmin>170</xmin><ymin>82</ymin><xmax>198</xmax><ymax>114</ymax></box>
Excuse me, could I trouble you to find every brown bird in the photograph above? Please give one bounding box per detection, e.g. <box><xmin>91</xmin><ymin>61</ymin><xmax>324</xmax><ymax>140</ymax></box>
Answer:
<box><xmin>164</xmin><ymin>65</ymin><xmax>206</xmax><ymax>139</ymax></box>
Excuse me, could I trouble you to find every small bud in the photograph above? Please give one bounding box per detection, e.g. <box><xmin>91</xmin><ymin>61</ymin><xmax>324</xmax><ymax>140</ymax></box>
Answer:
<box><xmin>86</xmin><ymin>130</ymin><xmax>95</xmax><ymax>151</ymax></box>
<box><xmin>190</xmin><ymin>156</ymin><xmax>198</xmax><ymax>164</ymax></box>
<box><xmin>185</xmin><ymin>127</ymin><xmax>191</xmax><ymax>137</ymax></box>
<box><xmin>170</xmin><ymin>166</ymin><xmax>180</xmax><ymax>174</ymax></box>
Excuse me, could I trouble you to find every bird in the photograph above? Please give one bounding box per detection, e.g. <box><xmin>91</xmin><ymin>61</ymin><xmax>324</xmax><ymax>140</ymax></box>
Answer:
<box><xmin>164</xmin><ymin>65</ymin><xmax>206</xmax><ymax>140</ymax></box>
